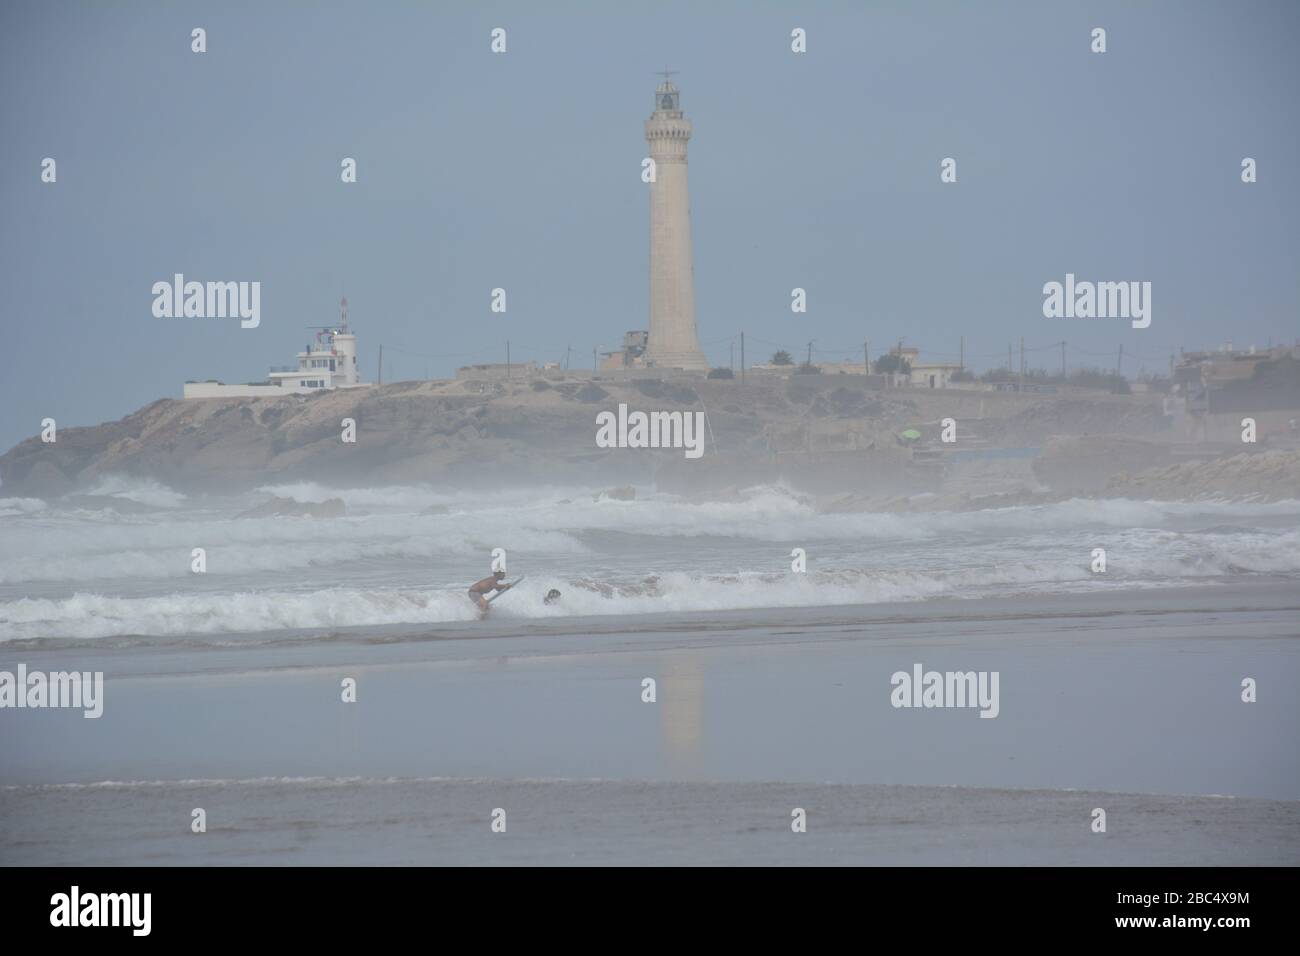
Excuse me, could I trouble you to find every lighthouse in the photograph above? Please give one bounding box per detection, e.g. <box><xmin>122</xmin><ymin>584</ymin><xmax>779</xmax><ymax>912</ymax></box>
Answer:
<box><xmin>644</xmin><ymin>75</ymin><xmax>709</xmax><ymax>371</ymax></box>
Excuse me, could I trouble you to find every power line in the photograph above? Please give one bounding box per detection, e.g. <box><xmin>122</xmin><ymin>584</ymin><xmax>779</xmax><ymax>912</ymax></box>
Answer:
<box><xmin>384</xmin><ymin>343</ymin><xmax>498</xmax><ymax>360</ymax></box>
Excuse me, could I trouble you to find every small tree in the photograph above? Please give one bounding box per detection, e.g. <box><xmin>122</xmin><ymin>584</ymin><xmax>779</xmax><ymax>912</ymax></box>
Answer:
<box><xmin>795</xmin><ymin>362</ymin><xmax>822</xmax><ymax>375</ymax></box>
<box><xmin>873</xmin><ymin>353</ymin><xmax>911</xmax><ymax>375</ymax></box>
<box><xmin>771</xmin><ymin>350</ymin><xmax>794</xmax><ymax>366</ymax></box>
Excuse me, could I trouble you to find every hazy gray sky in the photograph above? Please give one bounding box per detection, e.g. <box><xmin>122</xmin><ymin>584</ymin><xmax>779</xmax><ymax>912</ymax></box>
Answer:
<box><xmin>2</xmin><ymin>0</ymin><xmax>1297</xmax><ymax>453</ymax></box>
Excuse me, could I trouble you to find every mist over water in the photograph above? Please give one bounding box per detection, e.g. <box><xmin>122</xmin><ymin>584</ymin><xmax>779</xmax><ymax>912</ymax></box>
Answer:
<box><xmin>2</xmin><ymin>475</ymin><xmax>1298</xmax><ymax>643</ymax></box>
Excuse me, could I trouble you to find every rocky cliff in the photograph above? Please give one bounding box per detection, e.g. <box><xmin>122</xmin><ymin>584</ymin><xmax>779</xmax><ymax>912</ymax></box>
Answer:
<box><xmin>0</xmin><ymin>375</ymin><xmax>1197</xmax><ymax>499</ymax></box>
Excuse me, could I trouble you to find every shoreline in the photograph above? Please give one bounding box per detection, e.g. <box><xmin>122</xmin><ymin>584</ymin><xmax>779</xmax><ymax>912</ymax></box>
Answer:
<box><xmin>3</xmin><ymin>776</ymin><xmax>1296</xmax><ymax>866</ymax></box>
<box><xmin>12</xmin><ymin>572</ymin><xmax>1300</xmax><ymax>660</ymax></box>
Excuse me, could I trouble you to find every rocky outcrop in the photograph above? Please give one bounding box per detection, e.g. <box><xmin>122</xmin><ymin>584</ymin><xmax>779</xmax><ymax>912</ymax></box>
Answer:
<box><xmin>1</xmin><ymin>378</ymin><xmax>913</xmax><ymax>497</ymax></box>
<box><xmin>0</xmin><ymin>383</ymin><xmax>653</xmax><ymax>496</ymax></box>
<box><xmin>1103</xmin><ymin>449</ymin><xmax>1300</xmax><ymax>501</ymax></box>
<box><xmin>0</xmin><ymin>376</ymin><xmax>1241</xmax><ymax>500</ymax></box>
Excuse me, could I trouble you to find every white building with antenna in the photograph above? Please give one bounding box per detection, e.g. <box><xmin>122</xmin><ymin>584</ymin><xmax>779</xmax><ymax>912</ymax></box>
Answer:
<box><xmin>183</xmin><ymin>297</ymin><xmax>369</xmax><ymax>399</ymax></box>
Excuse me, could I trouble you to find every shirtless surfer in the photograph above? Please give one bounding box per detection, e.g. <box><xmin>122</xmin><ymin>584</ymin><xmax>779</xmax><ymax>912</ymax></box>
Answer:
<box><xmin>468</xmin><ymin>570</ymin><xmax>512</xmax><ymax>611</ymax></box>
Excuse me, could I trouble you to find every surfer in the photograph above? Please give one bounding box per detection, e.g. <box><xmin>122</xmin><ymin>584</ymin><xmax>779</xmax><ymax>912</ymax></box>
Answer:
<box><xmin>544</xmin><ymin>589</ymin><xmax>562</xmax><ymax>606</ymax></box>
<box><xmin>468</xmin><ymin>570</ymin><xmax>512</xmax><ymax>611</ymax></box>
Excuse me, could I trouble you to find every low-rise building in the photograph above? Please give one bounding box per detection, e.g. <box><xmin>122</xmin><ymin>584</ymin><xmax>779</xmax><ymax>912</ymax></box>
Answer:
<box><xmin>909</xmin><ymin>362</ymin><xmax>963</xmax><ymax>389</ymax></box>
<box><xmin>183</xmin><ymin>298</ymin><xmax>366</xmax><ymax>399</ymax></box>
<box><xmin>601</xmin><ymin>330</ymin><xmax>650</xmax><ymax>370</ymax></box>
<box><xmin>817</xmin><ymin>361</ymin><xmax>869</xmax><ymax>375</ymax></box>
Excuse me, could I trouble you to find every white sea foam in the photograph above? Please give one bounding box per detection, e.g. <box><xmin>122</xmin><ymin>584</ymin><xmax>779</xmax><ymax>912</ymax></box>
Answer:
<box><xmin>0</xmin><ymin>497</ymin><xmax>46</xmax><ymax>517</ymax></box>
<box><xmin>0</xmin><ymin>516</ymin><xmax>587</xmax><ymax>584</ymax></box>
<box><xmin>4</xmin><ymin>486</ymin><xmax>1299</xmax><ymax>586</ymax></box>
<box><xmin>0</xmin><ymin>545</ymin><xmax>1285</xmax><ymax>642</ymax></box>
<box><xmin>252</xmin><ymin>481</ymin><xmax>596</xmax><ymax>513</ymax></box>
<box><xmin>0</xmin><ymin>587</ymin><xmax>481</xmax><ymax>640</ymax></box>
<box><xmin>80</xmin><ymin>475</ymin><xmax>188</xmax><ymax>508</ymax></box>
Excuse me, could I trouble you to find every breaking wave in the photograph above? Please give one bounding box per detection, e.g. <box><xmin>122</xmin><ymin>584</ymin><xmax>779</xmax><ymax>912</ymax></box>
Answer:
<box><xmin>80</xmin><ymin>475</ymin><xmax>188</xmax><ymax>509</ymax></box>
<box><xmin>2</xmin><ymin>481</ymin><xmax>1298</xmax><ymax>640</ymax></box>
<box><xmin>4</xmin><ymin>543</ymin><xmax>1295</xmax><ymax>643</ymax></box>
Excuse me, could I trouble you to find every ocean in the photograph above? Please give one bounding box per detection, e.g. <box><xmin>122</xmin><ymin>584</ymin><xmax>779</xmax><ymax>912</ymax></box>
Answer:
<box><xmin>3</xmin><ymin>476</ymin><xmax>1299</xmax><ymax>644</ymax></box>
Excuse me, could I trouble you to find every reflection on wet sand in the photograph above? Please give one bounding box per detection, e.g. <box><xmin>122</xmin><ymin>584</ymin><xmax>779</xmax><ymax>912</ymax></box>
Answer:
<box><xmin>661</xmin><ymin>654</ymin><xmax>705</xmax><ymax>776</ymax></box>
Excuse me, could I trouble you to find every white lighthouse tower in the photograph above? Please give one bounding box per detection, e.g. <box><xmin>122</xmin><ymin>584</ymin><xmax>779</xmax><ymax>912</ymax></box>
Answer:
<box><xmin>644</xmin><ymin>74</ymin><xmax>709</xmax><ymax>371</ymax></box>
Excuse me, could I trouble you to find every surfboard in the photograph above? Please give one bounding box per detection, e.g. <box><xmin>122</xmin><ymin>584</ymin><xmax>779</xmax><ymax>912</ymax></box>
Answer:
<box><xmin>482</xmin><ymin>576</ymin><xmax>526</xmax><ymax>611</ymax></box>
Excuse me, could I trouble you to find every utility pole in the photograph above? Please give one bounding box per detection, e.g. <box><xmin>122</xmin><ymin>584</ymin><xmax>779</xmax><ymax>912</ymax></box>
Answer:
<box><xmin>1117</xmin><ymin>344</ymin><xmax>1123</xmax><ymax>379</ymax></box>
<box><xmin>807</xmin><ymin>341</ymin><xmax>814</xmax><ymax>367</ymax></box>
<box><xmin>565</xmin><ymin>346</ymin><xmax>571</xmax><ymax>371</ymax></box>
<box><xmin>864</xmin><ymin>338</ymin><xmax>870</xmax><ymax>376</ymax></box>
<box><xmin>377</xmin><ymin>344</ymin><xmax>383</xmax><ymax>385</ymax></box>
<box><xmin>740</xmin><ymin>331</ymin><xmax>745</xmax><ymax>384</ymax></box>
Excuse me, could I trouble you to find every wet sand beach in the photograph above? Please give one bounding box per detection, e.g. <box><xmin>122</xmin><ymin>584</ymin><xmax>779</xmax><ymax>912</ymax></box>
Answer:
<box><xmin>3</xmin><ymin>583</ymin><xmax>1297</xmax><ymax>865</ymax></box>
